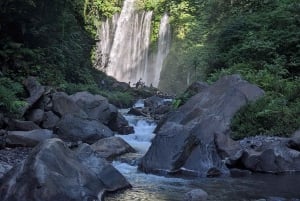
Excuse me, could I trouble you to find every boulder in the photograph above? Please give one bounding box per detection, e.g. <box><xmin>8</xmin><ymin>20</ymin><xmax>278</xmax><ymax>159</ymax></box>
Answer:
<box><xmin>7</xmin><ymin>119</ymin><xmax>40</xmax><ymax>131</ymax></box>
<box><xmin>75</xmin><ymin>143</ymin><xmax>131</xmax><ymax>191</ymax></box>
<box><xmin>184</xmin><ymin>189</ymin><xmax>208</xmax><ymax>201</ymax></box>
<box><xmin>69</xmin><ymin>91</ymin><xmax>116</xmax><ymax>124</ymax></box>
<box><xmin>108</xmin><ymin>113</ymin><xmax>134</xmax><ymax>134</ymax></box>
<box><xmin>139</xmin><ymin>75</ymin><xmax>264</xmax><ymax>176</ymax></box>
<box><xmin>55</xmin><ymin>114</ymin><xmax>113</xmax><ymax>144</ymax></box>
<box><xmin>91</xmin><ymin>136</ymin><xmax>135</xmax><ymax>160</ymax></box>
<box><xmin>237</xmin><ymin>136</ymin><xmax>300</xmax><ymax>173</ymax></box>
<box><xmin>70</xmin><ymin>91</ymin><xmax>133</xmax><ymax>134</ymax></box>
<box><xmin>0</xmin><ymin>138</ymin><xmax>130</xmax><ymax>201</ymax></box>
<box><xmin>22</xmin><ymin>77</ymin><xmax>45</xmax><ymax>114</ymax></box>
<box><xmin>42</xmin><ymin>111</ymin><xmax>60</xmax><ymax>129</ymax></box>
<box><xmin>6</xmin><ymin>129</ymin><xmax>53</xmax><ymax>147</ymax></box>
<box><xmin>52</xmin><ymin>92</ymin><xmax>87</xmax><ymax>118</ymax></box>
<box><xmin>25</xmin><ymin>108</ymin><xmax>44</xmax><ymax>124</ymax></box>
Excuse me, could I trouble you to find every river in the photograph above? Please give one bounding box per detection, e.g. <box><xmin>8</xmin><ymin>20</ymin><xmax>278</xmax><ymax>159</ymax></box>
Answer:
<box><xmin>105</xmin><ymin>101</ymin><xmax>300</xmax><ymax>201</ymax></box>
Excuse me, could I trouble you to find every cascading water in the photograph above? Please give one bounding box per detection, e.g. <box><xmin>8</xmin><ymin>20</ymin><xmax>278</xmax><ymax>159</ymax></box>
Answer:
<box><xmin>105</xmin><ymin>101</ymin><xmax>300</xmax><ymax>201</ymax></box>
<box><xmin>95</xmin><ymin>0</ymin><xmax>171</xmax><ymax>87</ymax></box>
<box><xmin>152</xmin><ymin>13</ymin><xmax>171</xmax><ymax>87</ymax></box>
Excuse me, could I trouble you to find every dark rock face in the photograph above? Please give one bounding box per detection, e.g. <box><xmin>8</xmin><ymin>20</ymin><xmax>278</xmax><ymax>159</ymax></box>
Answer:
<box><xmin>108</xmin><ymin>113</ymin><xmax>134</xmax><ymax>134</ymax></box>
<box><xmin>237</xmin><ymin>136</ymin><xmax>300</xmax><ymax>173</ymax></box>
<box><xmin>70</xmin><ymin>91</ymin><xmax>133</xmax><ymax>134</ymax></box>
<box><xmin>42</xmin><ymin>111</ymin><xmax>60</xmax><ymax>129</ymax></box>
<box><xmin>75</xmin><ymin>143</ymin><xmax>131</xmax><ymax>191</ymax></box>
<box><xmin>25</xmin><ymin>109</ymin><xmax>44</xmax><ymax>125</ymax></box>
<box><xmin>22</xmin><ymin>77</ymin><xmax>45</xmax><ymax>114</ymax></box>
<box><xmin>91</xmin><ymin>136</ymin><xmax>135</xmax><ymax>160</ymax></box>
<box><xmin>7</xmin><ymin>119</ymin><xmax>40</xmax><ymax>131</ymax></box>
<box><xmin>55</xmin><ymin>114</ymin><xmax>113</xmax><ymax>144</ymax></box>
<box><xmin>6</xmin><ymin>129</ymin><xmax>53</xmax><ymax>147</ymax></box>
<box><xmin>0</xmin><ymin>138</ymin><xmax>130</xmax><ymax>201</ymax></box>
<box><xmin>70</xmin><ymin>91</ymin><xmax>116</xmax><ymax>124</ymax></box>
<box><xmin>139</xmin><ymin>75</ymin><xmax>264</xmax><ymax>176</ymax></box>
<box><xmin>52</xmin><ymin>92</ymin><xmax>87</xmax><ymax>118</ymax></box>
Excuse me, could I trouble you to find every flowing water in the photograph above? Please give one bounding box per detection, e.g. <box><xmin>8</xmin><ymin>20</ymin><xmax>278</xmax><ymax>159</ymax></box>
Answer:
<box><xmin>96</xmin><ymin>0</ymin><xmax>171</xmax><ymax>87</ymax></box>
<box><xmin>105</xmin><ymin>101</ymin><xmax>300</xmax><ymax>201</ymax></box>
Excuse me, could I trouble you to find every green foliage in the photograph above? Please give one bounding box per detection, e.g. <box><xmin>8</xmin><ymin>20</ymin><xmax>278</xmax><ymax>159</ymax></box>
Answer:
<box><xmin>158</xmin><ymin>0</ymin><xmax>300</xmax><ymax>137</ymax></box>
<box><xmin>231</xmin><ymin>92</ymin><xmax>300</xmax><ymax>139</ymax></box>
<box><xmin>0</xmin><ymin>78</ymin><xmax>27</xmax><ymax>114</ymax></box>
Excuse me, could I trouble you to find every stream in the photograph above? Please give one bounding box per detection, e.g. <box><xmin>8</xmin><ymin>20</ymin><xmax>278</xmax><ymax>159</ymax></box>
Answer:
<box><xmin>105</xmin><ymin>101</ymin><xmax>300</xmax><ymax>201</ymax></box>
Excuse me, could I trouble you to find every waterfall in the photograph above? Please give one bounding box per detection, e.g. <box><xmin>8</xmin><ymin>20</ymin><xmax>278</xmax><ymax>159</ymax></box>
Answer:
<box><xmin>95</xmin><ymin>0</ymin><xmax>171</xmax><ymax>87</ymax></box>
<box><xmin>152</xmin><ymin>13</ymin><xmax>171</xmax><ymax>87</ymax></box>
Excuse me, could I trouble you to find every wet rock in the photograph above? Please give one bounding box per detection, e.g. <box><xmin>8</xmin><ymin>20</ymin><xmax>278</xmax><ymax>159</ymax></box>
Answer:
<box><xmin>75</xmin><ymin>143</ymin><xmax>131</xmax><ymax>191</ymax></box>
<box><xmin>7</xmin><ymin>119</ymin><xmax>40</xmax><ymax>131</ymax></box>
<box><xmin>139</xmin><ymin>75</ymin><xmax>264</xmax><ymax>176</ymax></box>
<box><xmin>239</xmin><ymin>136</ymin><xmax>300</xmax><ymax>173</ymax></box>
<box><xmin>52</xmin><ymin>92</ymin><xmax>87</xmax><ymax>118</ymax></box>
<box><xmin>25</xmin><ymin>108</ymin><xmax>44</xmax><ymax>124</ymax></box>
<box><xmin>0</xmin><ymin>138</ymin><xmax>130</xmax><ymax>201</ymax></box>
<box><xmin>55</xmin><ymin>114</ymin><xmax>113</xmax><ymax>144</ymax></box>
<box><xmin>128</xmin><ymin>107</ymin><xmax>147</xmax><ymax>116</ymax></box>
<box><xmin>6</xmin><ymin>129</ymin><xmax>53</xmax><ymax>147</ymax></box>
<box><xmin>184</xmin><ymin>189</ymin><xmax>208</xmax><ymax>201</ymax></box>
<box><xmin>91</xmin><ymin>136</ymin><xmax>135</xmax><ymax>160</ymax></box>
<box><xmin>42</xmin><ymin>111</ymin><xmax>60</xmax><ymax>129</ymax></box>
<box><xmin>108</xmin><ymin>113</ymin><xmax>134</xmax><ymax>134</ymax></box>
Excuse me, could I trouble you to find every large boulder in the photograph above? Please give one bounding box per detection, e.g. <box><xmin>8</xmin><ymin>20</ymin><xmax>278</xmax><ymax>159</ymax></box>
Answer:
<box><xmin>75</xmin><ymin>143</ymin><xmax>131</xmax><ymax>191</ymax></box>
<box><xmin>0</xmin><ymin>138</ymin><xmax>130</xmax><ymax>201</ymax></box>
<box><xmin>69</xmin><ymin>91</ymin><xmax>116</xmax><ymax>124</ymax></box>
<box><xmin>52</xmin><ymin>92</ymin><xmax>87</xmax><ymax>118</ymax></box>
<box><xmin>139</xmin><ymin>75</ymin><xmax>264</xmax><ymax>176</ymax></box>
<box><xmin>70</xmin><ymin>91</ymin><xmax>133</xmax><ymax>134</ymax></box>
<box><xmin>237</xmin><ymin>136</ymin><xmax>300</xmax><ymax>173</ymax></box>
<box><xmin>91</xmin><ymin>136</ymin><xmax>135</xmax><ymax>160</ymax></box>
<box><xmin>55</xmin><ymin>114</ymin><xmax>113</xmax><ymax>144</ymax></box>
<box><xmin>6</xmin><ymin>129</ymin><xmax>53</xmax><ymax>147</ymax></box>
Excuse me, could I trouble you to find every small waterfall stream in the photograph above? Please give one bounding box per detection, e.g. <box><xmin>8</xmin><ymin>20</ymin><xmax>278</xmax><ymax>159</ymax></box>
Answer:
<box><xmin>105</xmin><ymin>100</ymin><xmax>300</xmax><ymax>201</ymax></box>
<box><xmin>95</xmin><ymin>0</ymin><xmax>171</xmax><ymax>87</ymax></box>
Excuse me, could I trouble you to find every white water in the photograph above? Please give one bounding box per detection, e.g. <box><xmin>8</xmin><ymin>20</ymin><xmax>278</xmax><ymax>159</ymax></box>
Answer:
<box><xmin>152</xmin><ymin>13</ymin><xmax>171</xmax><ymax>87</ymax></box>
<box><xmin>96</xmin><ymin>0</ymin><xmax>171</xmax><ymax>87</ymax></box>
<box><xmin>106</xmin><ymin>101</ymin><xmax>300</xmax><ymax>201</ymax></box>
<box><xmin>117</xmin><ymin>107</ymin><xmax>155</xmax><ymax>154</ymax></box>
